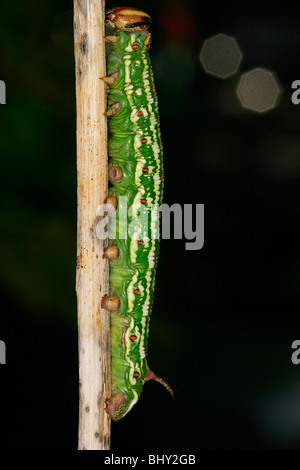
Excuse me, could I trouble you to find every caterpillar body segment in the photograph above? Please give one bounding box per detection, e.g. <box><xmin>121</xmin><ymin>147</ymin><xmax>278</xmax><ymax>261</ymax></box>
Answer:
<box><xmin>103</xmin><ymin>7</ymin><xmax>170</xmax><ymax>421</ymax></box>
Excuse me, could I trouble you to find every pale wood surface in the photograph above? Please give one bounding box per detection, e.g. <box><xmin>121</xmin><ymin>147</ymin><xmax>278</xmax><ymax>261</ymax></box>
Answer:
<box><xmin>74</xmin><ymin>0</ymin><xmax>111</xmax><ymax>450</ymax></box>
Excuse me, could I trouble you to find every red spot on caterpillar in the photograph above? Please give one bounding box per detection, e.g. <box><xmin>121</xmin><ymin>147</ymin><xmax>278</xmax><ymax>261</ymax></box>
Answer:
<box><xmin>133</xmin><ymin>372</ymin><xmax>140</xmax><ymax>378</ymax></box>
<box><xmin>142</xmin><ymin>168</ymin><xmax>148</xmax><ymax>173</ymax></box>
<box><xmin>137</xmin><ymin>240</ymin><xmax>143</xmax><ymax>245</ymax></box>
<box><xmin>141</xmin><ymin>198</ymin><xmax>147</xmax><ymax>204</ymax></box>
<box><xmin>132</xmin><ymin>44</ymin><xmax>139</xmax><ymax>49</ymax></box>
<box><xmin>137</xmin><ymin>111</ymin><xmax>143</xmax><ymax>116</ymax></box>
<box><xmin>141</xmin><ymin>138</ymin><xmax>147</xmax><ymax>144</ymax></box>
<box><xmin>133</xmin><ymin>288</ymin><xmax>140</xmax><ymax>294</ymax></box>
<box><xmin>130</xmin><ymin>335</ymin><xmax>137</xmax><ymax>341</ymax></box>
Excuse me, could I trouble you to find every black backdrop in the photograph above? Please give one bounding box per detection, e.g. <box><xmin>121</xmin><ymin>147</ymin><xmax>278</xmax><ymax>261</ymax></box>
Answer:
<box><xmin>1</xmin><ymin>0</ymin><xmax>300</xmax><ymax>450</ymax></box>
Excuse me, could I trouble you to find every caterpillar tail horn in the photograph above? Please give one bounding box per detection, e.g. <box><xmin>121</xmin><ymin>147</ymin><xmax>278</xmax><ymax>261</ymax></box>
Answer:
<box><xmin>144</xmin><ymin>369</ymin><xmax>175</xmax><ymax>399</ymax></box>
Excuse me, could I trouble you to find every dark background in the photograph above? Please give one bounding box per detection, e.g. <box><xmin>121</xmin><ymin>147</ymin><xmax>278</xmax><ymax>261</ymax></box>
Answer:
<box><xmin>1</xmin><ymin>0</ymin><xmax>300</xmax><ymax>450</ymax></box>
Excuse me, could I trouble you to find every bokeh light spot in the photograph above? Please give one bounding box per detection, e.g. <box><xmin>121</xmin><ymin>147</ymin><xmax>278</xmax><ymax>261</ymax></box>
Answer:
<box><xmin>237</xmin><ymin>68</ymin><xmax>280</xmax><ymax>113</ymax></box>
<box><xmin>199</xmin><ymin>33</ymin><xmax>242</xmax><ymax>78</ymax></box>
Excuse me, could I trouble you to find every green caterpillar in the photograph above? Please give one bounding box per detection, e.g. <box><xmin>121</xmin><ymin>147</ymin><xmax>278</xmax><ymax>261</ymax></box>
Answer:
<box><xmin>101</xmin><ymin>7</ymin><xmax>173</xmax><ymax>421</ymax></box>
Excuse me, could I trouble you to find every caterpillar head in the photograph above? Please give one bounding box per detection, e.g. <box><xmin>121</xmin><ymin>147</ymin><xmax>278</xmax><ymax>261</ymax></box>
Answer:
<box><xmin>106</xmin><ymin>7</ymin><xmax>151</xmax><ymax>31</ymax></box>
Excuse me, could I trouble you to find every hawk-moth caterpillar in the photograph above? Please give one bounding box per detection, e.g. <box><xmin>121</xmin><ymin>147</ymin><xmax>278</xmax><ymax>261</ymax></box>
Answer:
<box><xmin>101</xmin><ymin>7</ymin><xmax>173</xmax><ymax>421</ymax></box>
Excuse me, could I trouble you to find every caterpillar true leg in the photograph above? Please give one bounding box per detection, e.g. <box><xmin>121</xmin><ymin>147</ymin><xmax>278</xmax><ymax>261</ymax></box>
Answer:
<box><xmin>100</xmin><ymin>71</ymin><xmax>118</xmax><ymax>85</ymax></box>
<box><xmin>106</xmin><ymin>102</ymin><xmax>120</xmax><ymax>117</ymax></box>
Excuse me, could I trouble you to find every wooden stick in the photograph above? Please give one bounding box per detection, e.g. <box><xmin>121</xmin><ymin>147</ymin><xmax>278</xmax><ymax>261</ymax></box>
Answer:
<box><xmin>74</xmin><ymin>0</ymin><xmax>111</xmax><ymax>450</ymax></box>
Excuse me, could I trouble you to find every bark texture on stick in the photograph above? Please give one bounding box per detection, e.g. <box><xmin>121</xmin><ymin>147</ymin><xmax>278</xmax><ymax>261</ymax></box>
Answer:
<box><xmin>74</xmin><ymin>0</ymin><xmax>111</xmax><ymax>450</ymax></box>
